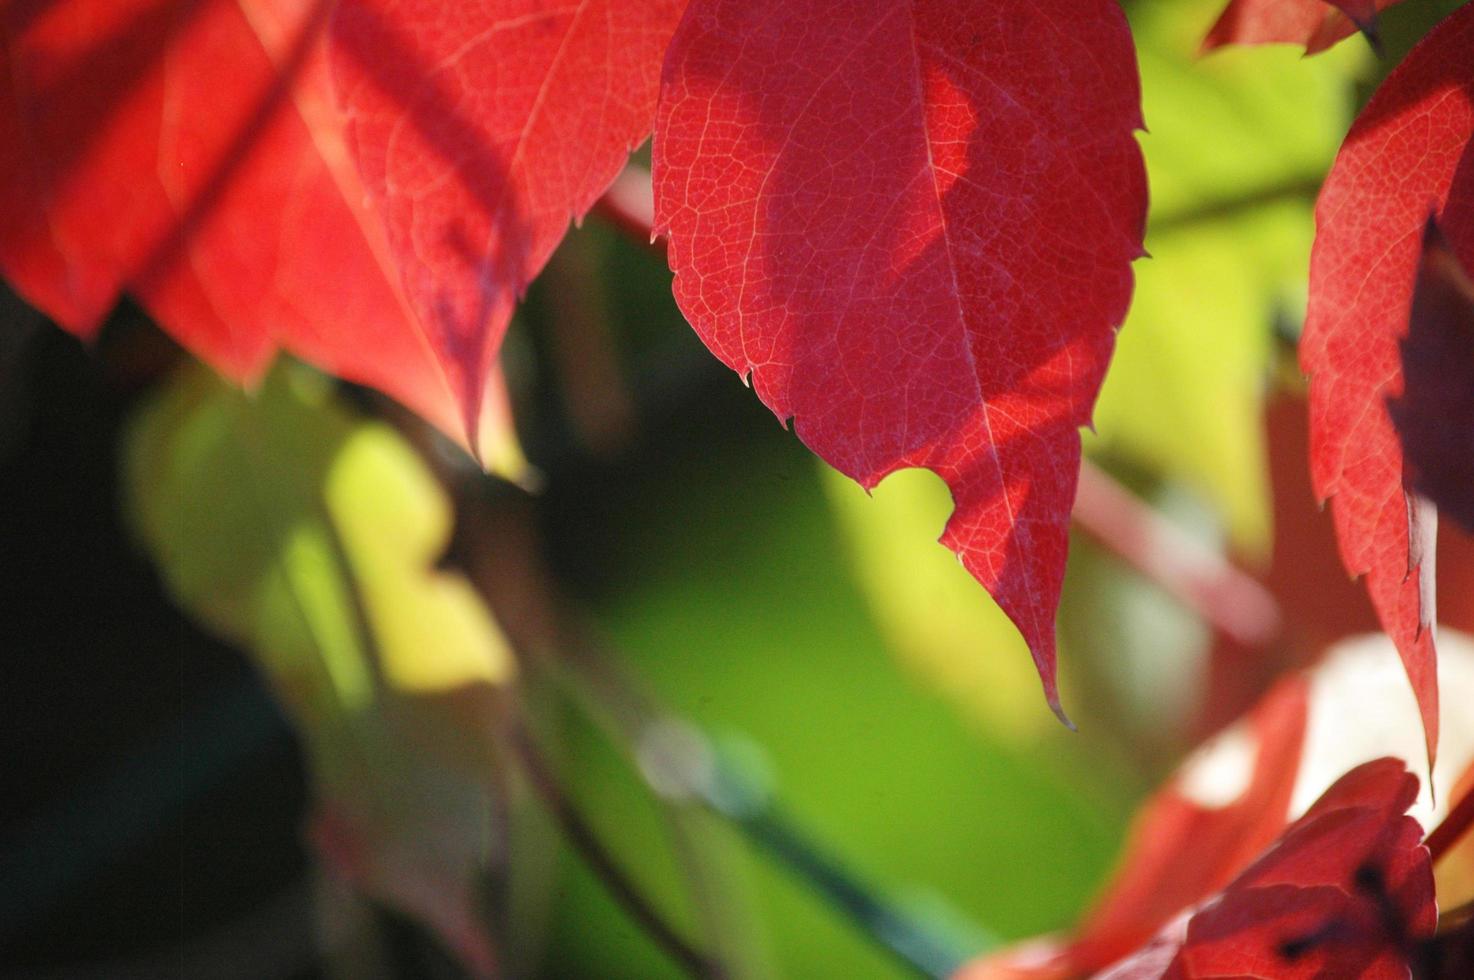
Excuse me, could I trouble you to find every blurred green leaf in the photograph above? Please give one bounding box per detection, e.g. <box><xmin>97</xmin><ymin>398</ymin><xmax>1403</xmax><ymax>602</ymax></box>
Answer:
<box><xmin>1090</xmin><ymin>0</ymin><xmax>1368</xmax><ymax>553</ymax></box>
<box><xmin>123</xmin><ymin>361</ymin><xmax>513</xmax><ymax>977</ymax></box>
<box><xmin>544</xmin><ymin>437</ymin><xmax>1139</xmax><ymax>979</ymax></box>
<box><xmin>821</xmin><ymin>466</ymin><xmax>1055</xmax><ymax>744</ymax></box>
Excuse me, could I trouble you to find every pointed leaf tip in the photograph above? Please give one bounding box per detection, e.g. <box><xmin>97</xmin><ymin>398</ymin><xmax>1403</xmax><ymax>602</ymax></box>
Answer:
<box><xmin>654</xmin><ymin>0</ymin><xmax>1147</xmax><ymax>709</ymax></box>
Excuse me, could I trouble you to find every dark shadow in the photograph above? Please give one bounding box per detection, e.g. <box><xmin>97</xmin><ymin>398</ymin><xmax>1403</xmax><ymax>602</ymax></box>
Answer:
<box><xmin>1389</xmin><ymin>212</ymin><xmax>1474</xmax><ymax>534</ymax></box>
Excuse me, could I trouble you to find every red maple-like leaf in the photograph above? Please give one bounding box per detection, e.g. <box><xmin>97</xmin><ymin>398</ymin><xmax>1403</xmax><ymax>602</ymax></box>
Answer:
<box><xmin>1069</xmin><ymin>677</ymin><xmax>1312</xmax><ymax>972</ymax></box>
<box><xmin>0</xmin><ymin>0</ymin><xmax>514</xmax><ymax>462</ymax></box>
<box><xmin>652</xmin><ymin>0</ymin><xmax>1148</xmax><ymax>719</ymax></box>
<box><xmin>1203</xmin><ymin>0</ymin><xmax>1403</xmax><ymax>54</ymax></box>
<box><xmin>328</xmin><ymin>0</ymin><xmax>685</xmax><ymax>455</ymax></box>
<box><xmin>1301</xmin><ymin>1</ymin><xmax>1474</xmax><ymax>770</ymax></box>
<box><xmin>955</xmin><ymin>632</ymin><xmax>1474</xmax><ymax>980</ymax></box>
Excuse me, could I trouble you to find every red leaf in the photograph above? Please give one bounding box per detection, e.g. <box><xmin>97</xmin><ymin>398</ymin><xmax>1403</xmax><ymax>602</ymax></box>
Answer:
<box><xmin>967</xmin><ymin>676</ymin><xmax>1311</xmax><ymax>979</ymax></box>
<box><xmin>328</xmin><ymin>0</ymin><xmax>685</xmax><ymax>454</ymax></box>
<box><xmin>954</xmin><ymin>632</ymin><xmax>1474</xmax><ymax>980</ymax></box>
<box><xmin>652</xmin><ymin>0</ymin><xmax>1147</xmax><ymax>718</ymax></box>
<box><xmin>1167</xmin><ymin>759</ymin><xmax>1436</xmax><ymax>979</ymax></box>
<box><xmin>1203</xmin><ymin>0</ymin><xmax>1402</xmax><ymax>54</ymax></box>
<box><xmin>1302</xmin><ymin>2</ymin><xmax>1474</xmax><ymax>771</ymax></box>
<box><xmin>0</xmin><ymin>0</ymin><xmax>525</xmax><ymax>458</ymax></box>
<box><xmin>1068</xmin><ymin>676</ymin><xmax>1311</xmax><ymax>972</ymax></box>
<box><xmin>1389</xmin><ymin>221</ymin><xmax>1474</xmax><ymax>535</ymax></box>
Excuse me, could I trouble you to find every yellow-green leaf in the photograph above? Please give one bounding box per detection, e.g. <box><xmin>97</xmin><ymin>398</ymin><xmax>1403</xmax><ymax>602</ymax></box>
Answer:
<box><xmin>1090</xmin><ymin>0</ymin><xmax>1368</xmax><ymax>553</ymax></box>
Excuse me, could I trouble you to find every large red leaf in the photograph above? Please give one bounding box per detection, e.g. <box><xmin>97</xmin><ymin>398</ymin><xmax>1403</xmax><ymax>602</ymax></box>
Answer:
<box><xmin>1203</xmin><ymin>0</ymin><xmax>1403</xmax><ymax>54</ymax></box>
<box><xmin>652</xmin><ymin>0</ymin><xmax>1147</xmax><ymax>717</ymax></box>
<box><xmin>1302</xmin><ymin>2</ymin><xmax>1474</xmax><ymax>770</ymax></box>
<box><xmin>328</xmin><ymin>0</ymin><xmax>685</xmax><ymax>455</ymax></box>
<box><xmin>0</xmin><ymin>0</ymin><xmax>519</xmax><ymax>464</ymax></box>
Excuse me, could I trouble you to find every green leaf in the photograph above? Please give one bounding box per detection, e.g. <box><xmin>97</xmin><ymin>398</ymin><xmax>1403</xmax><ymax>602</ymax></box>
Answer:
<box><xmin>123</xmin><ymin>360</ymin><xmax>513</xmax><ymax>976</ymax></box>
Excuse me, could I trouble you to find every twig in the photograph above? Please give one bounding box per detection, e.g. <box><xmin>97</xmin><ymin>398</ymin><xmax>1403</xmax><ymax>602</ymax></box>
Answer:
<box><xmin>1147</xmin><ymin>176</ymin><xmax>1325</xmax><ymax>236</ymax></box>
<box><xmin>592</xmin><ymin>164</ymin><xmax>1284</xmax><ymax>650</ymax></box>
<box><xmin>509</xmin><ymin>719</ymin><xmax>723</xmax><ymax>980</ymax></box>
<box><xmin>1074</xmin><ymin>460</ymin><xmax>1282</xmax><ymax>649</ymax></box>
<box><xmin>593</xmin><ymin>166</ymin><xmax>664</xmax><ymax>257</ymax></box>
<box><xmin>633</xmin><ymin>719</ymin><xmax>978</xmax><ymax>980</ymax></box>
<box><xmin>380</xmin><ymin>404</ymin><xmax>753</xmax><ymax>977</ymax></box>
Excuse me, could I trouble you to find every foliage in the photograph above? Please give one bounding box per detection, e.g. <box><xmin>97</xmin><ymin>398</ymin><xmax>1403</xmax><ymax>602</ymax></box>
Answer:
<box><xmin>4</xmin><ymin>0</ymin><xmax>1474</xmax><ymax>977</ymax></box>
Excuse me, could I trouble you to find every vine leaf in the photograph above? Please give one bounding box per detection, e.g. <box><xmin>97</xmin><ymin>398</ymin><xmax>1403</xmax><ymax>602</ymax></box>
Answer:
<box><xmin>0</xmin><ymin>0</ymin><xmax>524</xmax><ymax>472</ymax></box>
<box><xmin>1156</xmin><ymin>758</ymin><xmax>1435</xmax><ymax>978</ymax></box>
<box><xmin>328</xmin><ymin>0</ymin><xmax>685</xmax><ymax>456</ymax></box>
<box><xmin>1302</xmin><ymin>2</ymin><xmax>1474</xmax><ymax>770</ymax></box>
<box><xmin>954</xmin><ymin>632</ymin><xmax>1474</xmax><ymax>980</ymax></box>
<box><xmin>125</xmin><ymin>362</ymin><xmax>515</xmax><ymax>978</ymax></box>
<box><xmin>1203</xmin><ymin>0</ymin><xmax>1403</xmax><ymax>54</ymax></box>
<box><xmin>653</xmin><ymin>0</ymin><xmax>1148</xmax><ymax>719</ymax></box>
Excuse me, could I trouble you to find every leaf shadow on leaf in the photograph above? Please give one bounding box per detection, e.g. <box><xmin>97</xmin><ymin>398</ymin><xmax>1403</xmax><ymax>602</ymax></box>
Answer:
<box><xmin>8</xmin><ymin>0</ymin><xmax>209</xmax><ymax>186</ymax></box>
<box><xmin>658</xmin><ymin>0</ymin><xmax>1145</xmax><ymax>700</ymax></box>
<box><xmin>7</xmin><ymin>0</ymin><xmax>530</xmax><ymax>451</ymax></box>
<box><xmin>130</xmin><ymin>0</ymin><xmax>337</xmax><ymax>301</ymax></box>
<box><xmin>3</xmin><ymin>0</ymin><xmax>334</xmax><ymax>330</ymax></box>
<box><xmin>329</xmin><ymin>2</ymin><xmax>533</xmax><ymax>448</ymax></box>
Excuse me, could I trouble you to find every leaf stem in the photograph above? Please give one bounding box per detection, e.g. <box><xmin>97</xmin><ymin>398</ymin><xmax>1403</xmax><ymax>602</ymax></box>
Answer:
<box><xmin>1147</xmin><ymin>176</ymin><xmax>1325</xmax><ymax>236</ymax></box>
<box><xmin>510</xmin><ymin>718</ymin><xmax>724</xmax><ymax>980</ymax></box>
<box><xmin>1426</xmin><ymin>782</ymin><xmax>1474</xmax><ymax>863</ymax></box>
<box><xmin>633</xmin><ymin>719</ymin><xmax>979</xmax><ymax>980</ymax></box>
<box><xmin>1074</xmin><ymin>460</ymin><xmax>1282</xmax><ymax>649</ymax></box>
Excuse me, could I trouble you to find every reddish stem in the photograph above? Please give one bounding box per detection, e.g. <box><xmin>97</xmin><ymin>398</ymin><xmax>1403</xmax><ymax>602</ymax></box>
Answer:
<box><xmin>1074</xmin><ymin>461</ymin><xmax>1282</xmax><ymax>649</ymax></box>
<box><xmin>1427</xmin><ymin>784</ymin><xmax>1474</xmax><ymax>863</ymax></box>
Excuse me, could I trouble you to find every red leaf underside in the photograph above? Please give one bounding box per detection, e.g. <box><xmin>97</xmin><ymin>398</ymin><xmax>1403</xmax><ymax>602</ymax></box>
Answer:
<box><xmin>1170</xmin><ymin>759</ymin><xmax>1435</xmax><ymax>979</ymax></box>
<box><xmin>1302</xmin><ymin>1</ymin><xmax>1474</xmax><ymax>771</ymax></box>
<box><xmin>1069</xmin><ymin>676</ymin><xmax>1312</xmax><ymax>973</ymax></box>
<box><xmin>328</xmin><ymin>0</ymin><xmax>685</xmax><ymax>455</ymax></box>
<box><xmin>653</xmin><ymin>0</ymin><xmax>1147</xmax><ymax>717</ymax></box>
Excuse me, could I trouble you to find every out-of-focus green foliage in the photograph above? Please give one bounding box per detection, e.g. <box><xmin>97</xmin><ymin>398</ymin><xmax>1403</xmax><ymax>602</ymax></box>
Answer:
<box><xmin>124</xmin><ymin>362</ymin><xmax>513</xmax><ymax>975</ymax></box>
<box><xmin>822</xmin><ymin>466</ymin><xmax>1055</xmax><ymax>743</ymax></box>
<box><xmin>1090</xmin><ymin>0</ymin><xmax>1367</xmax><ymax>553</ymax></box>
<box><xmin>538</xmin><ymin>435</ymin><xmax>1142</xmax><ymax>979</ymax></box>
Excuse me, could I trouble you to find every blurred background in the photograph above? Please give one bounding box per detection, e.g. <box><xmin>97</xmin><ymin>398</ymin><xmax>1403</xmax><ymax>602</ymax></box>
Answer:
<box><xmin>1</xmin><ymin>1</ymin><xmax>1471</xmax><ymax>977</ymax></box>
